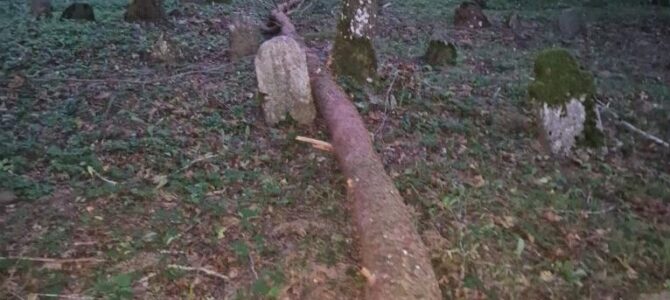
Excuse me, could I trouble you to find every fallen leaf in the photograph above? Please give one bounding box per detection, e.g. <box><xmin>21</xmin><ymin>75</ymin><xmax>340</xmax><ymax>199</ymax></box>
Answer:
<box><xmin>540</xmin><ymin>270</ymin><xmax>554</xmax><ymax>282</ymax></box>
<box><xmin>515</xmin><ymin>237</ymin><xmax>525</xmax><ymax>257</ymax></box>
<box><xmin>8</xmin><ymin>75</ymin><xmax>25</xmax><ymax>89</ymax></box>
<box><xmin>470</xmin><ymin>175</ymin><xmax>486</xmax><ymax>188</ymax></box>
<box><xmin>94</xmin><ymin>92</ymin><xmax>112</xmax><ymax>100</ymax></box>
<box><xmin>543</xmin><ymin>210</ymin><xmax>562</xmax><ymax>222</ymax></box>
<box><xmin>153</xmin><ymin>175</ymin><xmax>168</xmax><ymax>190</ymax></box>
<box><xmin>536</xmin><ymin>177</ymin><xmax>551</xmax><ymax>185</ymax></box>
<box><xmin>499</xmin><ymin>216</ymin><xmax>517</xmax><ymax>229</ymax></box>
<box><xmin>360</xmin><ymin>267</ymin><xmax>376</xmax><ymax>285</ymax></box>
<box><xmin>42</xmin><ymin>262</ymin><xmax>63</xmax><ymax>270</ymax></box>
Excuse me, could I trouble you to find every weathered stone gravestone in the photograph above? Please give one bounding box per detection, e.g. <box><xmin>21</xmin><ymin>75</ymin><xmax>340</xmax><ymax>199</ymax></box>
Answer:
<box><xmin>528</xmin><ymin>48</ymin><xmax>603</xmax><ymax>157</ymax></box>
<box><xmin>30</xmin><ymin>0</ymin><xmax>52</xmax><ymax>19</ymax></box>
<box><xmin>423</xmin><ymin>39</ymin><xmax>457</xmax><ymax>67</ymax></box>
<box><xmin>558</xmin><ymin>8</ymin><xmax>586</xmax><ymax>39</ymax></box>
<box><xmin>149</xmin><ymin>34</ymin><xmax>182</xmax><ymax>64</ymax></box>
<box><xmin>454</xmin><ymin>1</ymin><xmax>491</xmax><ymax>28</ymax></box>
<box><xmin>228</xmin><ymin>17</ymin><xmax>262</xmax><ymax>61</ymax></box>
<box><xmin>255</xmin><ymin>36</ymin><xmax>316</xmax><ymax>125</ymax></box>
<box><xmin>61</xmin><ymin>3</ymin><xmax>95</xmax><ymax>21</ymax></box>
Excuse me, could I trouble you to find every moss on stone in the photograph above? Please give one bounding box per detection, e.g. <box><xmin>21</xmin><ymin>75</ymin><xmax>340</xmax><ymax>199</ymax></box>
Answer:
<box><xmin>424</xmin><ymin>40</ymin><xmax>457</xmax><ymax>67</ymax></box>
<box><xmin>529</xmin><ymin>48</ymin><xmax>604</xmax><ymax>148</ymax></box>
<box><xmin>529</xmin><ymin>48</ymin><xmax>595</xmax><ymax>106</ymax></box>
<box><xmin>332</xmin><ymin>18</ymin><xmax>377</xmax><ymax>82</ymax></box>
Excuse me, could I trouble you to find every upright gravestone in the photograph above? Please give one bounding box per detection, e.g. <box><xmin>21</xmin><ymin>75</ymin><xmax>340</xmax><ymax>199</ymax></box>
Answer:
<box><xmin>528</xmin><ymin>48</ymin><xmax>603</xmax><ymax>157</ymax></box>
<box><xmin>61</xmin><ymin>3</ymin><xmax>95</xmax><ymax>21</ymax></box>
<box><xmin>558</xmin><ymin>8</ymin><xmax>586</xmax><ymax>40</ymax></box>
<box><xmin>423</xmin><ymin>39</ymin><xmax>457</xmax><ymax>67</ymax></box>
<box><xmin>228</xmin><ymin>16</ymin><xmax>262</xmax><ymax>61</ymax></box>
<box><xmin>30</xmin><ymin>0</ymin><xmax>52</xmax><ymax>19</ymax></box>
<box><xmin>255</xmin><ymin>36</ymin><xmax>316</xmax><ymax>125</ymax></box>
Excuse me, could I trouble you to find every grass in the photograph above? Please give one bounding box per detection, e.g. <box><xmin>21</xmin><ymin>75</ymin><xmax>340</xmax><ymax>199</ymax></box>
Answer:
<box><xmin>2</xmin><ymin>0</ymin><xmax>670</xmax><ymax>299</ymax></box>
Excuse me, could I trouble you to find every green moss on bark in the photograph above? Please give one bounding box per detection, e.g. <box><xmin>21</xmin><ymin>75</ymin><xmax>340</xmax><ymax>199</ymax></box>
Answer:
<box><xmin>529</xmin><ymin>48</ymin><xmax>604</xmax><ymax>148</ymax></box>
<box><xmin>424</xmin><ymin>40</ymin><xmax>457</xmax><ymax>67</ymax></box>
<box><xmin>332</xmin><ymin>21</ymin><xmax>377</xmax><ymax>82</ymax></box>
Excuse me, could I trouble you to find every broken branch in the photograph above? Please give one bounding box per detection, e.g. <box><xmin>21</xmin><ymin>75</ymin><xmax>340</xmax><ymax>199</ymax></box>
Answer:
<box><xmin>597</xmin><ymin>101</ymin><xmax>670</xmax><ymax>149</ymax></box>
<box><xmin>295</xmin><ymin>136</ymin><xmax>334</xmax><ymax>152</ymax></box>
<box><xmin>0</xmin><ymin>256</ymin><xmax>105</xmax><ymax>264</ymax></box>
<box><xmin>166</xmin><ymin>264</ymin><xmax>229</xmax><ymax>281</ymax></box>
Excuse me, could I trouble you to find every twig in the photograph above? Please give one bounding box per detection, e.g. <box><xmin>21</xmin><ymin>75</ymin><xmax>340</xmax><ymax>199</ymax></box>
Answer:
<box><xmin>6</xmin><ymin>290</ymin><xmax>25</xmax><ymax>300</ymax></box>
<box><xmin>170</xmin><ymin>153</ymin><xmax>219</xmax><ymax>176</ymax></box>
<box><xmin>248</xmin><ymin>253</ymin><xmax>259</xmax><ymax>280</ymax></box>
<box><xmin>0</xmin><ymin>256</ymin><xmax>105</xmax><ymax>263</ymax></box>
<box><xmin>295</xmin><ymin>136</ymin><xmax>333</xmax><ymax>152</ymax></box>
<box><xmin>167</xmin><ymin>264</ymin><xmax>229</xmax><ymax>281</ymax></box>
<box><xmin>597</xmin><ymin>101</ymin><xmax>670</xmax><ymax>149</ymax></box>
<box><xmin>30</xmin><ymin>293</ymin><xmax>94</xmax><ymax>300</ymax></box>
<box><xmin>87</xmin><ymin>166</ymin><xmax>118</xmax><ymax>186</ymax></box>
<box><xmin>554</xmin><ymin>206</ymin><xmax>616</xmax><ymax>216</ymax></box>
<box><xmin>28</xmin><ymin>65</ymin><xmax>230</xmax><ymax>85</ymax></box>
<box><xmin>373</xmin><ymin>71</ymin><xmax>399</xmax><ymax>141</ymax></box>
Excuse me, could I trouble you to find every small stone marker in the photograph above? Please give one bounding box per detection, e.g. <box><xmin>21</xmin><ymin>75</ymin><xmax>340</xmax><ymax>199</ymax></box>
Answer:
<box><xmin>61</xmin><ymin>3</ymin><xmax>95</xmax><ymax>21</ymax></box>
<box><xmin>454</xmin><ymin>1</ymin><xmax>491</xmax><ymax>28</ymax></box>
<box><xmin>150</xmin><ymin>34</ymin><xmax>182</xmax><ymax>64</ymax></box>
<box><xmin>423</xmin><ymin>39</ymin><xmax>457</xmax><ymax>67</ymax></box>
<box><xmin>30</xmin><ymin>0</ymin><xmax>52</xmax><ymax>19</ymax></box>
<box><xmin>255</xmin><ymin>36</ymin><xmax>316</xmax><ymax>125</ymax></box>
<box><xmin>228</xmin><ymin>17</ymin><xmax>262</xmax><ymax>61</ymax></box>
<box><xmin>557</xmin><ymin>8</ymin><xmax>586</xmax><ymax>39</ymax></box>
<box><xmin>529</xmin><ymin>48</ymin><xmax>603</xmax><ymax>157</ymax></box>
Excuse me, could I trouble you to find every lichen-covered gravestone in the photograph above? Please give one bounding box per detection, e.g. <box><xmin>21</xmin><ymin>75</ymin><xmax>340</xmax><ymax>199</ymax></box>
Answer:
<box><xmin>528</xmin><ymin>48</ymin><xmax>603</xmax><ymax>157</ymax></box>
<box><xmin>255</xmin><ymin>36</ymin><xmax>316</xmax><ymax>125</ymax></box>
<box><xmin>228</xmin><ymin>17</ymin><xmax>261</xmax><ymax>61</ymax></box>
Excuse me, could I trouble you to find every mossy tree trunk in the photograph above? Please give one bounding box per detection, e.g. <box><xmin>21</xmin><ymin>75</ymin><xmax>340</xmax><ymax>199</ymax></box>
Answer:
<box><xmin>332</xmin><ymin>0</ymin><xmax>378</xmax><ymax>82</ymax></box>
<box><xmin>125</xmin><ymin>0</ymin><xmax>166</xmax><ymax>23</ymax></box>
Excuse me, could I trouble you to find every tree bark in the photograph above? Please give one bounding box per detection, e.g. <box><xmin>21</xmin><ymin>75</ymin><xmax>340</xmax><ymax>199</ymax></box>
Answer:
<box><xmin>265</xmin><ymin>2</ymin><xmax>441</xmax><ymax>299</ymax></box>
<box><xmin>332</xmin><ymin>0</ymin><xmax>378</xmax><ymax>82</ymax></box>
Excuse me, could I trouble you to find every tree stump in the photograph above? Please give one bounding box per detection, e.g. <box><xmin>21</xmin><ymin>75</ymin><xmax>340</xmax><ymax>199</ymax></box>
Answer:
<box><xmin>454</xmin><ymin>1</ymin><xmax>491</xmax><ymax>28</ymax></box>
<box><xmin>125</xmin><ymin>0</ymin><xmax>166</xmax><ymax>23</ymax></box>
<box><xmin>528</xmin><ymin>48</ymin><xmax>603</xmax><ymax>157</ymax></box>
<box><xmin>331</xmin><ymin>0</ymin><xmax>378</xmax><ymax>82</ymax></box>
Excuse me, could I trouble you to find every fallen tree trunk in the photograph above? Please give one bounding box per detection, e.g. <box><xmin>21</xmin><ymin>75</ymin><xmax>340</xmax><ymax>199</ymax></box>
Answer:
<box><xmin>265</xmin><ymin>2</ymin><xmax>441</xmax><ymax>299</ymax></box>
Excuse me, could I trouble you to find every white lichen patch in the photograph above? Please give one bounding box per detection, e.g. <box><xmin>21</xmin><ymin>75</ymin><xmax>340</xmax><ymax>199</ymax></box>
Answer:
<box><xmin>349</xmin><ymin>0</ymin><xmax>373</xmax><ymax>38</ymax></box>
<box><xmin>540</xmin><ymin>97</ymin><xmax>586</xmax><ymax>156</ymax></box>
